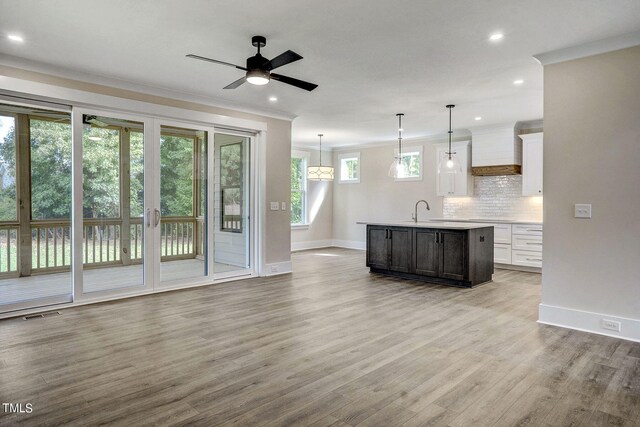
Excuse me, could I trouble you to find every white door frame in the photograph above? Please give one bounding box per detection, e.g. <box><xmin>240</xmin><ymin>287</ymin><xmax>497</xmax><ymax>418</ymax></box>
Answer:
<box><xmin>211</xmin><ymin>129</ymin><xmax>259</xmax><ymax>281</ymax></box>
<box><xmin>71</xmin><ymin>106</ymin><xmax>155</xmax><ymax>302</ymax></box>
<box><xmin>0</xmin><ymin>81</ymin><xmax>270</xmax><ymax>316</ymax></box>
<box><xmin>153</xmin><ymin>118</ymin><xmax>217</xmax><ymax>289</ymax></box>
<box><xmin>0</xmin><ymin>98</ymin><xmax>74</xmax><ymax>314</ymax></box>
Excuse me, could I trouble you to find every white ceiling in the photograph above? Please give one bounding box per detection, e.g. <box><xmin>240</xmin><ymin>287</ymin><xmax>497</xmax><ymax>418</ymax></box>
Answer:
<box><xmin>1</xmin><ymin>0</ymin><xmax>640</xmax><ymax>147</ymax></box>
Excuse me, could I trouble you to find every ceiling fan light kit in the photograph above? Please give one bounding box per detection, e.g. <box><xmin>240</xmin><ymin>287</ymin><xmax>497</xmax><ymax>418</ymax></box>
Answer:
<box><xmin>187</xmin><ymin>35</ymin><xmax>317</xmax><ymax>91</ymax></box>
<box><xmin>246</xmin><ymin>69</ymin><xmax>270</xmax><ymax>85</ymax></box>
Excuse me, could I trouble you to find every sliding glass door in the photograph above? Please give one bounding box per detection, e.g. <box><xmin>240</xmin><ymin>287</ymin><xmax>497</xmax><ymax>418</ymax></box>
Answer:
<box><xmin>0</xmin><ymin>103</ymin><xmax>256</xmax><ymax>314</ymax></box>
<box><xmin>213</xmin><ymin>133</ymin><xmax>251</xmax><ymax>278</ymax></box>
<box><xmin>0</xmin><ymin>103</ymin><xmax>74</xmax><ymax>312</ymax></box>
<box><xmin>159</xmin><ymin>124</ymin><xmax>211</xmax><ymax>285</ymax></box>
<box><xmin>79</xmin><ymin>112</ymin><xmax>150</xmax><ymax>294</ymax></box>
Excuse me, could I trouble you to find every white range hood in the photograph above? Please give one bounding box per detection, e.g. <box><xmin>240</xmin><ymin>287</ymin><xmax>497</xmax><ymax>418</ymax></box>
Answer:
<box><xmin>470</xmin><ymin>123</ymin><xmax>522</xmax><ymax>176</ymax></box>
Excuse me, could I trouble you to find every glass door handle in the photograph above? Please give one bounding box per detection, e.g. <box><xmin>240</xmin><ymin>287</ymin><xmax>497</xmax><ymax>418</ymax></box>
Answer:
<box><xmin>154</xmin><ymin>209</ymin><xmax>160</xmax><ymax>227</ymax></box>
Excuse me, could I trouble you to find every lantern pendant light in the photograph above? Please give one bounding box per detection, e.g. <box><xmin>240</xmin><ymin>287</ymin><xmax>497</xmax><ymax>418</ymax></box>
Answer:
<box><xmin>439</xmin><ymin>104</ymin><xmax>461</xmax><ymax>174</ymax></box>
<box><xmin>388</xmin><ymin>113</ymin><xmax>407</xmax><ymax>178</ymax></box>
<box><xmin>307</xmin><ymin>133</ymin><xmax>334</xmax><ymax>181</ymax></box>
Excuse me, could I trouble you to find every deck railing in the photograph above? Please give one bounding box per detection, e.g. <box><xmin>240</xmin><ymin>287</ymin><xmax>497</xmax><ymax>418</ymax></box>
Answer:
<box><xmin>160</xmin><ymin>217</ymin><xmax>195</xmax><ymax>259</ymax></box>
<box><xmin>0</xmin><ymin>216</ymin><xmax>196</xmax><ymax>277</ymax></box>
<box><xmin>0</xmin><ymin>224</ymin><xmax>18</xmax><ymax>276</ymax></box>
<box><xmin>31</xmin><ymin>220</ymin><xmax>71</xmax><ymax>272</ymax></box>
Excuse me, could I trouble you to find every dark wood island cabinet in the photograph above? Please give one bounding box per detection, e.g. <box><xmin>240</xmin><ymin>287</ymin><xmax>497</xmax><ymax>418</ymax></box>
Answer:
<box><xmin>362</xmin><ymin>222</ymin><xmax>494</xmax><ymax>288</ymax></box>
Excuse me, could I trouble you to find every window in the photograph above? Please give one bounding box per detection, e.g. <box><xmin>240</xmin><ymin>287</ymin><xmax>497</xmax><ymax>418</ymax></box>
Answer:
<box><xmin>0</xmin><ymin>114</ymin><xmax>17</xmax><ymax>222</ymax></box>
<box><xmin>291</xmin><ymin>150</ymin><xmax>309</xmax><ymax>226</ymax></box>
<box><xmin>160</xmin><ymin>132</ymin><xmax>195</xmax><ymax>217</ymax></box>
<box><xmin>220</xmin><ymin>142</ymin><xmax>243</xmax><ymax>232</ymax></box>
<box><xmin>339</xmin><ymin>152</ymin><xmax>360</xmax><ymax>183</ymax></box>
<box><xmin>394</xmin><ymin>145</ymin><xmax>423</xmax><ymax>181</ymax></box>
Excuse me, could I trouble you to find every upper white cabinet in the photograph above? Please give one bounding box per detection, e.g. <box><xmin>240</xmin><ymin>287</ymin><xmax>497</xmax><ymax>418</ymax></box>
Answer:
<box><xmin>520</xmin><ymin>132</ymin><xmax>543</xmax><ymax>196</ymax></box>
<box><xmin>436</xmin><ymin>141</ymin><xmax>472</xmax><ymax>196</ymax></box>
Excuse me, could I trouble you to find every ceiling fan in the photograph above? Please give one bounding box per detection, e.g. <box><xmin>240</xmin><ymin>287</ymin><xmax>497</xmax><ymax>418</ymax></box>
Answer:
<box><xmin>186</xmin><ymin>36</ymin><xmax>318</xmax><ymax>92</ymax></box>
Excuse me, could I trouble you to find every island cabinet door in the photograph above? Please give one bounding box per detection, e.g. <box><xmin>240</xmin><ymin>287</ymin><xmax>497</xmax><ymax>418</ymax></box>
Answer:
<box><xmin>439</xmin><ymin>230</ymin><xmax>468</xmax><ymax>281</ymax></box>
<box><xmin>413</xmin><ymin>229</ymin><xmax>439</xmax><ymax>277</ymax></box>
<box><xmin>388</xmin><ymin>227</ymin><xmax>412</xmax><ymax>273</ymax></box>
<box><xmin>366</xmin><ymin>226</ymin><xmax>389</xmax><ymax>269</ymax></box>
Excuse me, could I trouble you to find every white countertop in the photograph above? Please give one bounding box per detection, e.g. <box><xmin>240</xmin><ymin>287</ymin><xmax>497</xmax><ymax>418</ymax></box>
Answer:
<box><xmin>356</xmin><ymin>221</ymin><xmax>495</xmax><ymax>230</ymax></box>
<box><xmin>428</xmin><ymin>218</ymin><xmax>543</xmax><ymax>225</ymax></box>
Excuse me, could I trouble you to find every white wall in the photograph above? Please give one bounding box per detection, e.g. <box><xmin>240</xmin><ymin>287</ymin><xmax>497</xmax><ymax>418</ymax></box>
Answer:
<box><xmin>539</xmin><ymin>45</ymin><xmax>640</xmax><ymax>342</ymax></box>
<box><xmin>331</xmin><ymin>139</ymin><xmax>445</xmax><ymax>249</ymax></box>
<box><xmin>290</xmin><ymin>147</ymin><xmax>334</xmax><ymax>251</ymax></box>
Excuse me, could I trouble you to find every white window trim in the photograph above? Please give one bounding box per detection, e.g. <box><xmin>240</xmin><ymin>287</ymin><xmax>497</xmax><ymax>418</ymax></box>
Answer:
<box><xmin>291</xmin><ymin>150</ymin><xmax>310</xmax><ymax>226</ymax></box>
<box><xmin>394</xmin><ymin>145</ymin><xmax>423</xmax><ymax>181</ymax></box>
<box><xmin>338</xmin><ymin>152</ymin><xmax>361</xmax><ymax>183</ymax></box>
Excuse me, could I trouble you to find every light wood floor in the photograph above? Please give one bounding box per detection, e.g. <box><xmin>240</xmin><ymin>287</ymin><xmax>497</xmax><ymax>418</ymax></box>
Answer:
<box><xmin>0</xmin><ymin>248</ymin><xmax>638</xmax><ymax>426</ymax></box>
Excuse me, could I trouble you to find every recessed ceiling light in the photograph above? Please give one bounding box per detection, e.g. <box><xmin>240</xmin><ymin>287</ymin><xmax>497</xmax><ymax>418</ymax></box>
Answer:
<box><xmin>475</xmin><ymin>116</ymin><xmax>482</xmax><ymax>121</ymax></box>
<box><xmin>489</xmin><ymin>33</ymin><xmax>504</xmax><ymax>42</ymax></box>
<box><xmin>268</xmin><ymin>96</ymin><xmax>277</xmax><ymax>102</ymax></box>
<box><xmin>513</xmin><ymin>79</ymin><xmax>524</xmax><ymax>85</ymax></box>
<box><xmin>7</xmin><ymin>34</ymin><xmax>24</xmax><ymax>43</ymax></box>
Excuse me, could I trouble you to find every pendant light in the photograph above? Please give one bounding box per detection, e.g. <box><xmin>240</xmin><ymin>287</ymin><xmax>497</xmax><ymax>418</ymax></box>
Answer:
<box><xmin>307</xmin><ymin>133</ymin><xmax>334</xmax><ymax>181</ymax></box>
<box><xmin>438</xmin><ymin>104</ymin><xmax>461</xmax><ymax>174</ymax></box>
<box><xmin>388</xmin><ymin>113</ymin><xmax>407</xmax><ymax>178</ymax></box>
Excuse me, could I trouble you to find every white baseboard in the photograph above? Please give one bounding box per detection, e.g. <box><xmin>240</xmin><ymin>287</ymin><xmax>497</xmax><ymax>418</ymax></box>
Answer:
<box><xmin>290</xmin><ymin>239</ymin><xmax>366</xmax><ymax>252</ymax></box>
<box><xmin>264</xmin><ymin>261</ymin><xmax>293</xmax><ymax>276</ymax></box>
<box><xmin>538</xmin><ymin>303</ymin><xmax>640</xmax><ymax>343</ymax></box>
<box><xmin>291</xmin><ymin>240</ymin><xmax>333</xmax><ymax>252</ymax></box>
<box><xmin>331</xmin><ymin>240</ymin><xmax>366</xmax><ymax>250</ymax></box>
<box><xmin>495</xmin><ymin>263</ymin><xmax>542</xmax><ymax>273</ymax></box>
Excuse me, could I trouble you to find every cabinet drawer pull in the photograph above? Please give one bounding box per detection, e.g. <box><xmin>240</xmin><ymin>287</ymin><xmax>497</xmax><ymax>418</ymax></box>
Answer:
<box><xmin>525</xmin><ymin>242</ymin><xmax>543</xmax><ymax>245</ymax></box>
<box><xmin>526</xmin><ymin>258</ymin><xmax>542</xmax><ymax>262</ymax></box>
<box><xmin>526</xmin><ymin>229</ymin><xmax>542</xmax><ymax>232</ymax></box>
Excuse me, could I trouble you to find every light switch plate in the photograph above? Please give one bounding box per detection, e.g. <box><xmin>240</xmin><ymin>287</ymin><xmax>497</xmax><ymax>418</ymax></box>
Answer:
<box><xmin>574</xmin><ymin>204</ymin><xmax>591</xmax><ymax>218</ymax></box>
<box><xmin>270</xmin><ymin>202</ymin><xmax>279</xmax><ymax>211</ymax></box>
<box><xmin>281</xmin><ymin>202</ymin><xmax>286</xmax><ymax>211</ymax></box>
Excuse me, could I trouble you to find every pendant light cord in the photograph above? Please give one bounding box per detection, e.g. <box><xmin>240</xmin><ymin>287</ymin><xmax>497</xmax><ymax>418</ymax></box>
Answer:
<box><xmin>318</xmin><ymin>134</ymin><xmax>323</xmax><ymax>166</ymax></box>
<box><xmin>397</xmin><ymin>113</ymin><xmax>404</xmax><ymax>164</ymax></box>
<box><xmin>446</xmin><ymin>104</ymin><xmax>455</xmax><ymax>159</ymax></box>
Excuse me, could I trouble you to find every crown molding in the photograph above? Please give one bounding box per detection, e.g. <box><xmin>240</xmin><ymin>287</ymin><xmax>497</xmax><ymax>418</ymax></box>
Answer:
<box><xmin>534</xmin><ymin>30</ymin><xmax>640</xmax><ymax>66</ymax></box>
<box><xmin>331</xmin><ymin>131</ymin><xmax>472</xmax><ymax>152</ymax></box>
<box><xmin>0</xmin><ymin>54</ymin><xmax>297</xmax><ymax>122</ymax></box>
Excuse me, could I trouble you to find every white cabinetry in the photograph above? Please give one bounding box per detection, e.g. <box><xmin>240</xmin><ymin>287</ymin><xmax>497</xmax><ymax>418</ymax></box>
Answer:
<box><xmin>520</xmin><ymin>132</ymin><xmax>543</xmax><ymax>196</ymax></box>
<box><xmin>511</xmin><ymin>223</ymin><xmax>543</xmax><ymax>268</ymax></box>
<box><xmin>490</xmin><ymin>223</ymin><xmax>512</xmax><ymax>264</ymax></box>
<box><xmin>436</xmin><ymin>141</ymin><xmax>472</xmax><ymax>197</ymax></box>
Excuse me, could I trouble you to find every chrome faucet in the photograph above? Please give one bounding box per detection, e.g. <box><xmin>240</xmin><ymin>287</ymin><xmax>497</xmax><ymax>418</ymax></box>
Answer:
<box><xmin>412</xmin><ymin>200</ymin><xmax>430</xmax><ymax>222</ymax></box>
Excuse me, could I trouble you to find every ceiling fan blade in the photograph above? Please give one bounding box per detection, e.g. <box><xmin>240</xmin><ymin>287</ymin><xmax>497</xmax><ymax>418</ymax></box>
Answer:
<box><xmin>271</xmin><ymin>73</ymin><xmax>318</xmax><ymax>91</ymax></box>
<box><xmin>186</xmin><ymin>54</ymin><xmax>247</xmax><ymax>71</ymax></box>
<box><xmin>223</xmin><ymin>77</ymin><xmax>247</xmax><ymax>89</ymax></box>
<box><xmin>266</xmin><ymin>50</ymin><xmax>303</xmax><ymax>70</ymax></box>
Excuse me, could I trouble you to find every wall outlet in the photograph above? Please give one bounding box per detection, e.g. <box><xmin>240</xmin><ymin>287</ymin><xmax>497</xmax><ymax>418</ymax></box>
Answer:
<box><xmin>281</xmin><ymin>202</ymin><xmax>286</xmax><ymax>211</ymax></box>
<box><xmin>602</xmin><ymin>319</ymin><xmax>621</xmax><ymax>332</ymax></box>
<box><xmin>270</xmin><ymin>202</ymin><xmax>279</xmax><ymax>211</ymax></box>
<box><xmin>270</xmin><ymin>265</ymin><xmax>279</xmax><ymax>273</ymax></box>
<box><xmin>574</xmin><ymin>204</ymin><xmax>592</xmax><ymax>218</ymax></box>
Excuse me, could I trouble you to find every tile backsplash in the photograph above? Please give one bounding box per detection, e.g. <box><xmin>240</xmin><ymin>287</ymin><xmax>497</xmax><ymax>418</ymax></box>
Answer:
<box><xmin>443</xmin><ymin>175</ymin><xmax>543</xmax><ymax>221</ymax></box>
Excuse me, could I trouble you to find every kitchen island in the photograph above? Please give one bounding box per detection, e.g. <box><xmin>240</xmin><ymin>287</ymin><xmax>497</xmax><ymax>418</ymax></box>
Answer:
<box><xmin>358</xmin><ymin>221</ymin><xmax>494</xmax><ymax>288</ymax></box>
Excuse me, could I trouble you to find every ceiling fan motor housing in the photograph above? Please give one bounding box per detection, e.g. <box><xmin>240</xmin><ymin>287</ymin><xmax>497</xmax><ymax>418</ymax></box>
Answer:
<box><xmin>247</xmin><ymin>54</ymin><xmax>270</xmax><ymax>71</ymax></box>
